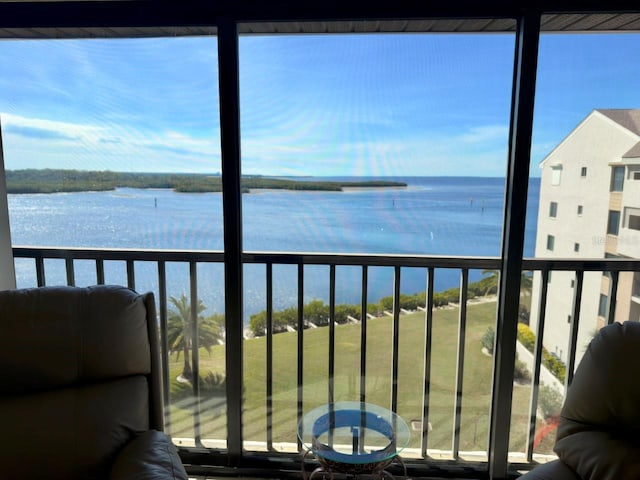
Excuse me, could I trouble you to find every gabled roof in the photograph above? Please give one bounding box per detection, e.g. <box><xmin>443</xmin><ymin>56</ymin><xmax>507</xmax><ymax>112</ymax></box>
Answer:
<box><xmin>623</xmin><ymin>141</ymin><xmax>640</xmax><ymax>158</ymax></box>
<box><xmin>539</xmin><ymin>108</ymin><xmax>640</xmax><ymax>168</ymax></box>
<box><xmin>596</xmin><ymin>109</ymin><xmax>640</xmax><ymax>136</ymax></box>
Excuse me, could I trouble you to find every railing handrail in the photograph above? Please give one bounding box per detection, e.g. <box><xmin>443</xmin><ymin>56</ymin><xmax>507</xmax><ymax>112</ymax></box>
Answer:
<box><xmin>14</xmin><ymin>245</ymin><xmax>640</xmax><ymax>271</ymax></box>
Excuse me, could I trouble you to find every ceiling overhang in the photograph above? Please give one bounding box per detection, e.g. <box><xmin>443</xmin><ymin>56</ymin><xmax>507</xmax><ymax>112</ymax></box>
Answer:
<box><xmin>0</xmin><ymin>1</ymin><xmax>639</xmax><ymax>39</ymax></box>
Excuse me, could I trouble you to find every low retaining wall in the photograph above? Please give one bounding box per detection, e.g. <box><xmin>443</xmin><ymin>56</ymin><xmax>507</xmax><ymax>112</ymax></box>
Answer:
<box><xmin>516</xmin><ymin>340</ymin><xmax>565</xmax><ymax>394</ymax></box>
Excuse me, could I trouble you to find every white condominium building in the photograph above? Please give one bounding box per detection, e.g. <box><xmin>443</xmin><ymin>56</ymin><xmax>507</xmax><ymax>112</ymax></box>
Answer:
<box><xmin>530</xmin><ymin>109</ymin><xmax>640</xmax><ymax>365</ymax></box>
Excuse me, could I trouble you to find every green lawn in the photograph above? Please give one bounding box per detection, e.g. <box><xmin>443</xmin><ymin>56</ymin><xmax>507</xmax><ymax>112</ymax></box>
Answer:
<box><xmin>166</xmin><ymin>300</ymin><xmax>556</xmax><ymax>456</ymax></box>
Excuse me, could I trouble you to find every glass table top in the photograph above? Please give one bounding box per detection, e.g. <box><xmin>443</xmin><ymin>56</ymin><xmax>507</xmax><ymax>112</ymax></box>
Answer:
<box><xmin>298</xmin><ymin>401</ymin><xmax>410</xmax><ymax>465</ymax></box>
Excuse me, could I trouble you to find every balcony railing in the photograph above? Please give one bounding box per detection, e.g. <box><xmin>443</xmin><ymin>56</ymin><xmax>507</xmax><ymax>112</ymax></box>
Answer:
<box><xmin>12</xmin><ymin>245</ymin><xmax>640</xmax><ymax>478</ymax></box>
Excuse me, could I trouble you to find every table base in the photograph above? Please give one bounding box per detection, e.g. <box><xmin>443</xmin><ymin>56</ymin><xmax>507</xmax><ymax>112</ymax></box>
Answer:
<box><xmin>301</xmin><ymin>449</ymin><xmax>407</xmax><ymax>480</ymax></box>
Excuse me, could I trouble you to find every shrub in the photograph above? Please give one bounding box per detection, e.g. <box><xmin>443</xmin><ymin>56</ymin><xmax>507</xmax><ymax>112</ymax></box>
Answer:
<box><xmin>442</xmin><ymin>287</ymin><xmax>461</xmax><ymax>304</ymax></box>
<box><xmin>538</xmin><ymin>384</ymin><xmax>564</xmax><ymax>419</ymax></box>
<box><xmin>379</xmin><ymin>295</ymin><xmax>394</xmax><ymax>311</ymax></box>
<box><xmin>518</xmin><ymin>303</ymin><xmax>530</xmax><ymax>325</ymax></box>
<box><xmin>432</xmin><ymin>293</ymin><xmax>448</xmax><ymax>307</ymax></box>
<box><xmin>542</xmin><ymin>351</ymin><xmax>566</xmax><ymax>383</ymax></box>
<box><xmin>514</xmin><ymin>353</ymin><xmax>531</xmax><ymax>382</ymax></box>
<box><xmin>399</xmin><ymin>293</ymin><xmax>420</xmax><ymax>310</ymax></box>
<box><xmin>171</xmin><ymin>370</ymin><xmax>226</xmax><ymax>403</ymax></box>
<box><xmin>481</xmin><ymin>326</ymin><xmax>495</xmax><ymax>354</ymax></box>
<box><xmin>305</xmin><ymin>299</ymin><xmax>329</xmax><ymax>326</ymax></box>
<box><xmin>335</xmin><ymin>304</ymin><xmax>360</xmax><ymax>324</ymax></box>
<box><xmin>249</xmin><ymin>311</ymin><xmax>267</xmax><ymax>336</ymax></box>
<box><xmin>200</xmin><ymin>371</ymin><xmax>226</xmax><ymax>394</ymax></box>
<box><xmin>375</xmin><ymin>293</ymin><xmax>422</xmax><ymax>312</ymax></box>
<box><xmin>517</xmin><ymin>323</ymin><xmax>536</xmax><ymax>352</ymax></box>
<box><xmin>413</xmin><ymin>293</ymin><xmax>426</xmax><ymax>309</ymax></box>
<box><xmin>367</xmin><ymin>302</ymin><xmax>385</xmax><ymax>316</ymax></box>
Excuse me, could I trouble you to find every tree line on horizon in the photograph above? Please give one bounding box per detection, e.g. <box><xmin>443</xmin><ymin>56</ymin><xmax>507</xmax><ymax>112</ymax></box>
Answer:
<box><xmin>5</xmin><ymin>168</ymin><xmax>406</xmax><ymax>194</ymax></box>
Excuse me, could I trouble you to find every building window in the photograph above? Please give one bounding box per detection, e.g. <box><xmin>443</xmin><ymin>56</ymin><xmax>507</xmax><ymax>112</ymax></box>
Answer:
<box><xmin>598</xmin><ymin>294</ymin><xmax>608</xmax><ymax>318</ymax></box>
<box><xmin>577</xmin><ymin>205</ymin><xmax>583</xmax><ymax>216</ymax></box>
<box><xmin>624</xmin><ymin>207</ymin><xmax>640</xmax><ymax>231</ymax></box>
<box><xmin>549</xmin><ymin>201</ymin><xmax>558</xmax><ymax>217</ymax></box>
<box><xmin>604</xmin><ymin>253</ymin><xmax>618</xmax><ymax>279</ymax></box>
<box><xmin>570</xmin><ymin>279</ymin><xmax>575</xmax><ymax>288</ymax></box>
<box><xmin>551</xmin><ymin>165</ymin><xmax>562</xmax><ymax>186</ymax></box>
<box><xmin>581</xmin><ymin>167</ymin><xmax>587</xmax><ymax>177</ymax></box>
<box><xmin>611</xmin><ymin>166</ymin><xmax>625</xmax><ymax>192</ymax></box>
<box><xmin>634</xmin><ymin>171</ymin><xmax>640</xmax><ymax>181</ymax></box>
<box><xmin>574</xmin><ymin>243</ymin><xmax>580</xmax><ymax>252</ymax></box>
<box><xmin>607</xmin><ymin>210</ymin><xmax>621</xmax><ymax>235</ymax></box>
<box><xmin>546</xmin><ymin>234</ymin><xmax>555</xmax><ymax>251</ymax></box>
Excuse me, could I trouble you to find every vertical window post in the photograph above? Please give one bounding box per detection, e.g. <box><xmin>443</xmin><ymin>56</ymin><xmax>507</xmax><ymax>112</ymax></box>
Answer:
<box><xmin>488</xmin><ymin>11</ymin><xmax>540</xmax><ymax>480</ymax></box>
<box><xmin>0</xmin><ymin>118</ymin><xmax>16</xmax><ymax>290</ymax></box>
<box><xmin>218</xmin><ymin>17</ymin><xmax>244</xmax><ymax>462</ymax></box>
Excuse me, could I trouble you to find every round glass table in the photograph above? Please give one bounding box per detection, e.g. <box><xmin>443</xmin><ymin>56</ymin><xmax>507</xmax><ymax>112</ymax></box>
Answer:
<box><xmin>298</xmin><ymin>402</ymin><xmax>410</xmax><ymax>480</ymax></box>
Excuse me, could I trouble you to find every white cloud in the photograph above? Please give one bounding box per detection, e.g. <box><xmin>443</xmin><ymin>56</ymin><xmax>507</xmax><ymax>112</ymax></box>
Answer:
<box><xmin>0</xmin><ymin>112</ymin><xmax>517</xmax><ymax>177</ymax></box>
<box><xmin>457</xmin><ymin>125</ymin><xmax>510</xmax><ymax>144</ymax></box>
<box><xmin>1</xmin><ymin>112</ymin><xmax>220</xmax><ymax>173</ymax></box>
<box><xmin>1</xmin><ymin>112</ymin><xmax>102</xmax><ymax>139</ymax></box>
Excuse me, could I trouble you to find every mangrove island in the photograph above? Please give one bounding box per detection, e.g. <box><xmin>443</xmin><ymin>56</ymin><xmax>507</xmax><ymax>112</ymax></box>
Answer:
<box><xmin>5</xmin><ymin>169</ymin><xmax>407</xmax><ymax>194</ymax></box>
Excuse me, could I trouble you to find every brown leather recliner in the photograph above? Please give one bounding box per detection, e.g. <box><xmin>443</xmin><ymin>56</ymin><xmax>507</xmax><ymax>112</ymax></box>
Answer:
<box><xmin>0</xmin><ymin>285</ymin><xmax>188</xmax><ymax>480</ymax></box>
<box><xmin>519</xmin><ymin>321</ymin><xmax>640</xmax><ymax>480</ymax></box>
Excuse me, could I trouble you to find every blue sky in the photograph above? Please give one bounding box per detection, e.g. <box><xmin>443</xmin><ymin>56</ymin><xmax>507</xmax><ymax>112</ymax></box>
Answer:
<box><xmin>1</xmin><ymin>32</ymin><xmax>639</xmax><ymax>177</ymax></box>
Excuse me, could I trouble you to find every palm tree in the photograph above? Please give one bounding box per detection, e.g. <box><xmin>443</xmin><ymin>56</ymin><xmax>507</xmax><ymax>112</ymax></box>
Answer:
<box><xmin>166</xmin><ymin>294</ymin><xmax>225</xmax><ymax>380</ymax></box>
<box><xmin>480</xmin><ymin>269</ymin><xmax>500</xmax><ymax>296</ymax></box>
<box><xmin>479</xmin><ymin>269</ymin><xmax>534</xmax><ymax>296</ymax></box>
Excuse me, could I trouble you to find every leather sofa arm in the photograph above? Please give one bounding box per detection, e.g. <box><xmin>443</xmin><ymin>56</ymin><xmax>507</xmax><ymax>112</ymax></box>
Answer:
<box><xmin>109</xmin><ymin>430</ymin><xmax>188</xmax><ymax>480</ymax></box>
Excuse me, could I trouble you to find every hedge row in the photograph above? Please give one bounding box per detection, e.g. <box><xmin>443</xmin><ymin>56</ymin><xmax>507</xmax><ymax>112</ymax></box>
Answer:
<box><xmin>249</xmin><ymin>275</ymin><xmax>501</xmax><ymax>336</ymax></box>
<box><xmin>517</xmin><ymin>323</ymin><xmax>566</xmax><ymax>383</ymax></box>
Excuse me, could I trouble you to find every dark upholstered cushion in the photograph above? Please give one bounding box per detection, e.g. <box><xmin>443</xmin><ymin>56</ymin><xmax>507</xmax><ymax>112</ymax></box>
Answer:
<box><xmin>0</xmin><ymin>376</ymin><xmax>150</xmax><ymax>479</ymax></box>
<box><xmin>555</xmin><ymin>429</ymin><xmax>640</xmax><ymax>480</ymax></box>
<box><xmin>0</xmin><ymin>285</ymin><xmax>151</xmax><ymax>395</ymax></box>
<box><xmin>552</xmin><ymin>321</ymin><xmax>640</xmax><ymax>480</ymax></box>
<box><xmin>110</xmin><ymin>430</ymin><xmax>188</xmax><ymax>480</ymax></box>
<box><xmin>518</xmin><ymin>460</ymin><xmax>581</xmax><ymax>480</ymax></box>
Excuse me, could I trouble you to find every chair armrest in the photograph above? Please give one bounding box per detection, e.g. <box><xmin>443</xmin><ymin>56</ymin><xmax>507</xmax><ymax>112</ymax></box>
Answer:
<box><xmin>109</xmin><ymin>430</ymin><xmax>188</xmax><ymax>480</ymax></box>
<box><xmin>518</xmin><ymin>460</ymin><xmax>581</xmax><ymax>480</ymax></box>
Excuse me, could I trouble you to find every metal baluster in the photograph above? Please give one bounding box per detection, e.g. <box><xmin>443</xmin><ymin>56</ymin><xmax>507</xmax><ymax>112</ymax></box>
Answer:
<box><xmin>126</xmin><ymin>259</ymin><xmax>135</xmax><ymax>290</ymax></box>
<box><xmin>297</xmin><ymin>263</ymin><xmax>304</xmax><ymax>450</ymax></box>
<box><xmin>452</xmin><ymin>268</ymin><xmax>468</xmax><ymax>459</ymax></box>
<box><xmin>608</xmin><ymin>270</ymin><xmax>619</xmax><ymax>325</ymax></box>
<box><xmin>65</xmin><ymin>257</ymin><xmax>75</xmax><ymax>286</ymax></box>
<box><xmin>328</xmin><ymin>264</ymin><xmax>336</xmax><ymax>447</ymax></box>
<box><xmin>421</xmin><ymin>267</ymin><xmax>435</xmax><ymax>457</ymax></box>
<box><xmin>35</xmin><ymin>256</ymin><xmax>45</xmax><ymax>287</ymax></box>
<box><xmin>565</xmin><ymin>271</ymin><xmax>583</xmax><ymax>388</ymax></box>
<box><xmin>266</xmin><ymin>263</ymin><xmax>274</xmax><ymax>450</ymax></box>
<box><xmin>526</xmin><ymin>269</ymin><xmax>549</xmax><ymax>461</ymax></box>
<box><xmin>190</xmin><ymin>261</ymin><xmax>202</xmax><ymax>447</ymax></box>
<box><xmin>158</xmin><ymin>260</ymin><xmax>171</xmax><ymax>433</ymax></box>
<box><xmin>360</xmin><ymin>265</ymin><xmax>368</xmax><ymax>405</ymax></box>
<box><xmin>96</xmin><ymin>258</ymin><xmax>105</xmax><ymax>285</ymax></box>
<box><xmin>391</xmin><ymin>266</ymin><xmax>401</xmax><ymax>414</ymax></box>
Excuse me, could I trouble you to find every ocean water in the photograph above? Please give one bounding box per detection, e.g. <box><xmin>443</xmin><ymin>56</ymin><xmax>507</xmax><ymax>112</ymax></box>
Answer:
<box><xmin>8</xmin><ymin>176</ymin><xmax>540</xmax><ymax>321</ymax></box>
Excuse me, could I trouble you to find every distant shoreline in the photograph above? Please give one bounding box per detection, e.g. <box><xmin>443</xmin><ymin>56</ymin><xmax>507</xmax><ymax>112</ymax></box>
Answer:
<box><xmin>5</xmin><ymin>169</ymin><xmax>407</xmax><ymax>195</ymax></box>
